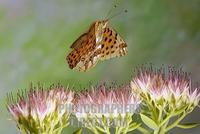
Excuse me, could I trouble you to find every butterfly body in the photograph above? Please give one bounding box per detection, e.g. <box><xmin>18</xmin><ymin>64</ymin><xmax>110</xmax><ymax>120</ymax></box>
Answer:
<box><xmin>66</xmin><ymin>20</ymin><xmax>127</xmax><ymax>72</ymax></box>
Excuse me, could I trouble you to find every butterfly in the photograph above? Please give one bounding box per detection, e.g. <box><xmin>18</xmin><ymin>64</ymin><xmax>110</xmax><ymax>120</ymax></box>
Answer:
<box><xmin>66</xmin><ymin>15</ymin><xmax>127</xmax><ymax>72</ymax></box>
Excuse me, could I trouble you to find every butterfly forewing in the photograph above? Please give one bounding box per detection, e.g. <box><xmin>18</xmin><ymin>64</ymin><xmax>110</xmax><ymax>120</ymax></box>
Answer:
<box><xmin>99</xmin><ymin>26</ymin><xmax>127</xmax><ymax>60</ymax></box>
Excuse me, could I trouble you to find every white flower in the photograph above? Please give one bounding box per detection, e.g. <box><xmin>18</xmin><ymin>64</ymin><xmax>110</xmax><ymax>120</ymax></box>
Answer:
<box><xmin>7</xmin><ymin>85</ymin><xmax>74</xmax><ymax>133</ymax></box>
<box><xmin>131</xmin><ymin>66</ymin><xmax>200</xmax><ymax>109</ymax></box>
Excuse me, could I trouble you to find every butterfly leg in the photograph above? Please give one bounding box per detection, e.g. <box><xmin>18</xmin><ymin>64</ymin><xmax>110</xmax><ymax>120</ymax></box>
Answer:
<box><xmin>80</xmin><ymin>56</ymin><xmax>92</xmax><ymax>72</ymax></box>
<box><xmin>83</xmin><ymin>49</ymin><xmax>101</xmax><ymax>71</ymax></box>
<box><xmin>77</xmin><ymin>55</ymin><xmax>95</xmax><ymax>72</ymax></box>
<box><xmin>90</xmin><ymin>49</ymin><xmax>101</xmax><ymax>64</ymax></box>
<box><xmin>76</xmin><ymin>57</ymin><xmax>87</xmax><ymax>71</ymax></box>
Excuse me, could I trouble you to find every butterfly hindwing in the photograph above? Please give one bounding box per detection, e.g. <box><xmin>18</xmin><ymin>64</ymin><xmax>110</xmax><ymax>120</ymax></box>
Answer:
<box><xmin>75</xmin><ymin>52</ymin><xmax>99</xmax><ymax>71</ymax></box>
<box><xmin>70</xmin><ymin>33</ymin><xmax>88</xmax><ymax>49</ymax></box>
<box><xmin>67</xmin><ymin>23</ymin><xmax>97</xmax><ymax>70</ymax></box>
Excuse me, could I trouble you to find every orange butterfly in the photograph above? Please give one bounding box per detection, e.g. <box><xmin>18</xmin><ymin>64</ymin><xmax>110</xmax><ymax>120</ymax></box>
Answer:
<box><xmin>66</xmin><ymin>10</ymin><xmax>127</xmax><ymax>72</ymax></box>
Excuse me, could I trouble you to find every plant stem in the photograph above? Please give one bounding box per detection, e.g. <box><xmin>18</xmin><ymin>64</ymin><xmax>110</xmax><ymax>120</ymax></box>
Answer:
<box><xmin>104</xmin><ymin>126</ymin><xmax>111</xmax><ymax>134</ymax></box>
<box><xmin>153</xmin><ymin>129</ymin><xmax>159</xmax><ymax>134</ymax></box>
<box><xmin>88</xmin><ymin>127</ymin><xmax>100</xmax><ymax>134</ymax></box>
<box><xmin>159</xmin><ymin>120</ymin><xmax>169</xmax><ymax>134</ymax></box>
<box><xmin>159</xmin><ymin>113</ymin><xmax>172</xmax><ymax>127</ymax></box>
<box><xmin>165</xmin><ymin>112</ymin><xmax>186</xmax><ymax>132</ymax></box>
<box><xmin>137</xmin><ymin>126</ymin><xmax>149</xmax><ymax>134</ymax></box>
<box><xmin>122</xmin><ymin>125</ymin><xmax>128</xmax><ymax>134</ymax></box>
<box><xmin>115</xmin><ymin>126</ymin><xmax>124</xmax><ymax>134</ymax></box>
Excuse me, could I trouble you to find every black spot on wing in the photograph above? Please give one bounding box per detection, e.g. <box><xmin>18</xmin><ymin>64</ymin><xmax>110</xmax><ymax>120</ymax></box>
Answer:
<box><xmin>104</xmin><ymin>37</ymin><xmax>108</xmax><ymax>41</ymax></box>
<box><xmin>109</xmin><ymin>30</ymin><xmax>112</xmax><ymax>36</ymax></box>
<box><xmin>102</xmin><ymin>44</ymin><xmax>105</xmax><ymax>48</ymax></box>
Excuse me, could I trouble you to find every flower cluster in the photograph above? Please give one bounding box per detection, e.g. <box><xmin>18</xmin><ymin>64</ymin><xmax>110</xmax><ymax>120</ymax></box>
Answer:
<box><xmin>7</xmin><ymin>66</ymin><xmax>200</xmax><ymax>134</ymax></box>
<box><xmin>7</xmin><ymin>85</ymin><xmax>74</xmax><ymax>134</ymax></box>
<box><xmin>74</xmin><ymin>85</ymin><xmax>141</xmax><ymax>133</ymax></box>
<box><xmin>75</xmin><ymin>85</ymin><xmax>140</xmax><ymax>119</ymax></box>
<box><xmin>131</xmin><ymin>66</ymin><xmax>200</xmax><ymax>110</ymax></box>
<box><xmin>131</xmin><ymin>66</ymin><xmax>200</xmax><ymax>133</ymax></box>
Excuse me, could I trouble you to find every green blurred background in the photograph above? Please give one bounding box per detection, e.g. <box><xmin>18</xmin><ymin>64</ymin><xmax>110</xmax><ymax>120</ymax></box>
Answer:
<box><xmin>0</xmin><ymin>0</ymin><xmax>200</xmax><ymax>133</ymax></box>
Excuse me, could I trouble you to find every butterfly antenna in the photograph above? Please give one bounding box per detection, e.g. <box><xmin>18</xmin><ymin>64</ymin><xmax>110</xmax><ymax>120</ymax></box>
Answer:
<box><xmin>108</xmin><ymin>9</ymin><xmax>128</xmax><ymax>20</ymax></box>
<box><xmin>104</xmin><ymin>0</ymin><xmax>119</xmax><ymax>19</ymax></box>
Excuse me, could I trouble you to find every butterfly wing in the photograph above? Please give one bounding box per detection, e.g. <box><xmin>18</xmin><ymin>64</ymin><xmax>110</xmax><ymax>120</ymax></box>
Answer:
<box><xmin>66</xmin><ymin>23</ymin><xmax>97</xmax><ymax>71</ymax></box>
<box><xmin>70</xmin><ymin>33</ymin><xmax>88</xmax><ymax>49</ymax></box>
<box><xmin>75</xmin><ymin>50</ymin><xmax>100</xmax><ymax>72</ymax></box>
<box><xmin>99</xmin><ymin>26</ymin><xmax>127</xmax><ymax>60</ymax></box>
<box><xmin>74</xmin><ymin>21</ymin><xmax>107</xmax><ymax>71</ymax></box>
<box><xmin>66</xmin><ymin>20</ymin><xmax>127</xmax><ymax>72</ymax></box>
<box><xmin>75</xmin><ymin>25</ymin><xmax>128</xmax><ymax>71</ymax></box>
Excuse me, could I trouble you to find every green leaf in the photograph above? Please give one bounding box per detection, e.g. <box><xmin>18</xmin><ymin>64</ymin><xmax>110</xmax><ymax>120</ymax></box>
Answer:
<box><xmin>128</xmin><ymin>123</ymin><xmax>141</xmax><ymax>132</ymax></box>
<box><xmin>96</xmin><ymin>126</ymin><xmax>106</xmax><ymax>133</ymax></box>
<box><xmin>173</xmin><ymin>105</ymin><xmax>187</xmax><ymax>116</ymax></box>
<box><xmin>140</xmin><ymin>113</ymin><xmax>158</xmax><ymax>130</ymax></box>
<box><xmin>177</xmin><ymin>123</ymin><xmax>199</xmax><ymax>129</ymax></box>
<box><xmin>72</xmin><ymin>128</ymin><xmax>82</xmax><ymax>134</ymax></box>
<box><xmin>102</xmin><ymin>115</ymin><xmax>107</xmax><ymax>124</ymax></box>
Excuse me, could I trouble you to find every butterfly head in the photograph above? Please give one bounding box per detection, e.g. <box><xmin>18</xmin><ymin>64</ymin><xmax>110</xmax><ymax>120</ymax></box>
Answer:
<box><xmin>95</xmin><ymin>20</ymin><xmax>108</xmax><ymax>43</ymax></box>
<box><xmin>95</xmin><ymin>20</ymin><xmax>108</xmax><ymax>30</ymax></box>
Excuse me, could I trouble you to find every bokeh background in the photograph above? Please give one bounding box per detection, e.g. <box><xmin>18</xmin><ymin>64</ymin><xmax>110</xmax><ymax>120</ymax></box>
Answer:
<box><xmin>0</xmin><ymin>0</ymin><xmax>200</xmax><ymax>133</ymax></box>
